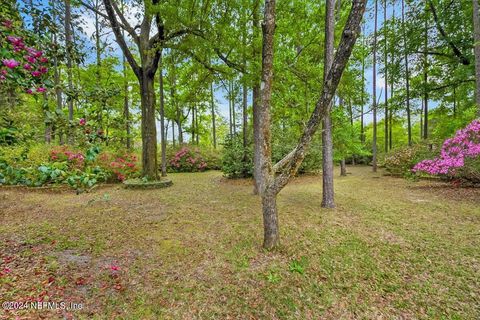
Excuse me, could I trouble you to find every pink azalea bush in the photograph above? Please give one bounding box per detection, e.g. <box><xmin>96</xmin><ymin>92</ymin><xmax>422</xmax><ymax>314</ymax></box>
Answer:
<box><xmin>0</xmin><ymin>19</ymin><xmax>49</xmax><ymax>93</ymax></box>
<box><xmin>169</xmin><ymin>146</ymin><xmax>208</xmax><ymax>172</ymax></box>
<box><xmin>96</xmin><ymin>151</ymin><xmax>139</xmax><ymax>182</ymax></box>
<box><xmin>413</xmin><ymin>119</ymin><xmax>480</xmax><ymax>183</ymax></box>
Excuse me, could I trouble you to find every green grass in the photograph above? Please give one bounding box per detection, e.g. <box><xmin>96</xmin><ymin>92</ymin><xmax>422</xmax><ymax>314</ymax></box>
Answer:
<box><xmin>0</xmin><ymin>166</ymin><xmax>479</xmax><ymax>319</ymax></box>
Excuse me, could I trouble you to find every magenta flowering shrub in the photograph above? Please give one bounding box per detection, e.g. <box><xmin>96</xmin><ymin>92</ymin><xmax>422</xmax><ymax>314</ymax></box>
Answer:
<box><xmin>0</xmin><ymin>19</ymin><xmax>49</xmax><ymax>93</ymax></box>
<box><xmin>413</xmin><ymin>119</ymin><xmax>480</xmax><ymax>182</ymax></box>
<box><xmin>169</xmin><ymin>146</ymin><xmax>208</xmax><ymax>172</ymax></box>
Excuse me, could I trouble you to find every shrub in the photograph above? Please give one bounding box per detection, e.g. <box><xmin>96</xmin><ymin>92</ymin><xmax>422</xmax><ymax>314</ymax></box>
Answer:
<box><xmin>0</xmin><ymin>144</ymin><xmax>139</xmax><ymax>191</ymax></box>
<box><xmin>384</xmin><ymin>144</ymin><xmax>436</xmax><ymax>177</ymax></box>
<box><xmin>167</xmin><ymin>146</ymin><xmax>209</xmax><ymax>172</ymax></box>
<box><xmin>413</xmin><ymin>119</ymin><xmax>480</xmax><ymax>184</ymax></box>
<box><xmin>96</xmin><ymin>151</ymin><xmax>139</xmax><ymax>182</ymax></box>
<box><xmin>221</xmin><ymin>135</ymin><xmax>253</xmax><ymax>178</ymax></box>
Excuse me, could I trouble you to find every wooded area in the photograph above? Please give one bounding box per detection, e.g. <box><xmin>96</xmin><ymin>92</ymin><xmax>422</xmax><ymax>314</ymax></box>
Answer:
<box><xmin>0</xmin><ymin>0</ymin><xmax>479</xmax><ymax>318</ymax></box>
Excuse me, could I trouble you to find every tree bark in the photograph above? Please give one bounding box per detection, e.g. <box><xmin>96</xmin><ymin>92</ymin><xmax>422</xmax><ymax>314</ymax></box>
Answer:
<box><xmin>473</xmin><ymin>0</ymin><xmax>480</xmax><ymax>114</ymax></box>
<box><xmin>259</xmin><ymin>0</ymin><xmax>366</xmax><ymax>249</ymax></box>
<box><xmin>372</xmin><ymin>0</ymin><xmax>378</xmax><ymax>172</ymax></box>
<box><xmin>423</xmin><ymin>1</ymin><xmax>429</xmax><ymax>140</ymax></box>
<box><xmin>210</xmin><ymin>82</ymin><xmax>217</xmax><ymax>148</ymax></box>
<box><xmin>140</xmin><ymin>73</ymin><xmax>158</xmax><ymax>179</ymax></box>
<box><xmin>65</xmin><ymin>0</ymin><xmax>75</xmax><ymax>144</ymax></box>
<box><xmin>159</xmin><ymin>53</ymin><xmax>167</xmax><ymax>177</ymax></box>
<box><xmin>340</xmin><ymin>159</ymin><xmax>347</xmax><ymax>176</ymax></box>
<box><xmin>321</xmin><ymin>0</ymin><xmax>336</xmax><ymax>208</ymax></box>
<box><xmin>402</xmin><ymin>0</ymin><xmax>412</xmax><ymax>146</ymax></box>
<box><xmin>123</xmin><ymin>54</ymin><xmax>131</xmax><ymax>150</ymax></box>
<box><xmin>384</xmin><ymin>0</ymin><xmax>388</xmax><ymax>153</ymax></box>
<box><xmin>259</xmin><ymin>0</ymin><xmax>277</xmax><ymax>249</ymax></box>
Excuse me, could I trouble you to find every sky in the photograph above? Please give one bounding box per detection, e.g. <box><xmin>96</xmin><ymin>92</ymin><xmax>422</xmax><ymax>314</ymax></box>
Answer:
<box><xmin>24</xmin><ymin>0</ymin><xmax>429</xmax><ymax>143</ymax></box>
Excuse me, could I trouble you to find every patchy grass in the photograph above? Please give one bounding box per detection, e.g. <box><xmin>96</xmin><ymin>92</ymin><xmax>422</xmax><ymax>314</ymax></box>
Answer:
<box><xmin>0</xmin><ymin>166</ymin><xmax>479</xmax><ymax>319</ymax></box>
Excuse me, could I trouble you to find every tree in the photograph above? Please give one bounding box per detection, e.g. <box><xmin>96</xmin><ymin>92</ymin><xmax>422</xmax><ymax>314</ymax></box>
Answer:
<box><xmin>401</xmin><ymin>0</ymin><xmax>412</xmax><ymax>146</ymax></box>
<box><xmin>321</xmin><ymin>0</ymin><xmax>336</xmax><ymax>208</ymax></box>
<box><xmin>372</xmin><ymin>0</ymin><xmax>378</xmax><ymax>172</ymax></box>
<box><xmin>84</xmin><ymin>0</ymin><xmax>198</xmax><ymax>179</ymax></box>
<box><xmin>473</xmin><ymin>0</ymin><xmax>480</xmax><ymax>115</ymax></box>
<box><xmin>258</xmin><ymin>0</ymin><xmax>367</xmax><ymax>249</ymax></box>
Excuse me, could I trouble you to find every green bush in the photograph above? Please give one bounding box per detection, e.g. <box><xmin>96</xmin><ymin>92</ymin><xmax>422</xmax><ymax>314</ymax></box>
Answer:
<box><xmin>383</xmin><ymin>144</ymin><xmax>436</xmax><ymax>177</ymax></box>
<box><xmin>0</xmin><ymin>144</ymin><xmax>137</xmax><ymax>192</ymax></box>
<box><xmin>166</xmin><ymin>145</ymin><xmax>220</xmax><ymax>172</ymax></box>
<box><xmin>221</xmin><ymin>135</ymin><xmax>253</xmax><ymax>178</ymax></box>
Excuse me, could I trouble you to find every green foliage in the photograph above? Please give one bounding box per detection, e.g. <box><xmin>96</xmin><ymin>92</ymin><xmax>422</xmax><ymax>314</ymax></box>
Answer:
<box><xmin>165</xmin><ymin>145</ymin><xmax>220</xmax><ymax>172</ymax></box>
<box><xmin>221</xmin><ymin>134</ymin><xmax>253</xmax><ymax>178</ymax></box>
<box><xmin>0</xmin><ymin>144</ymin><xmax>139</xmax><ymax>192</ymax></box>
<box><xmin>383</xmin><ymin>144</ymin><xmax>436</xmax><ymax>177</ymax></box>
<box><xmin>288</xmin><ymin>257</ymin><xmax>308</xmax><ymax>275</ymax></box>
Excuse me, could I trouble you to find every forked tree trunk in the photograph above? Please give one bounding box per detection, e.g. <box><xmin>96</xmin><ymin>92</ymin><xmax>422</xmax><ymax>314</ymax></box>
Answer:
<box><xmin>321</xmin><ymin>0</ymin><xmax>336</xmax><ymax>208</ymax></box>
<box><xmin>259</xmin><ymin>0</ymin><xmax>366</xmax><ymax>249</ymax></box>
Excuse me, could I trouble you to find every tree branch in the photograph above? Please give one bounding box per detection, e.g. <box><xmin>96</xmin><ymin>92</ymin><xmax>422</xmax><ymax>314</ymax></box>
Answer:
<box><xmin>427</xmin><ymin>0</ymin><xmax>470</xmax><ymax>65</ymax></box>
<box><xmin>79</xmin><ymin>0</ymin><xmax>138</xmax><ymax>42</ymax></box>
<box><xmin>271</xmin><ymin>0</ymin><xmax>367</xmax><ymax>193</ymax></box>
<box><xmin>102</xmin><ymin>0</ymin><xmax>140</xmax><ymax>78</ymax></box>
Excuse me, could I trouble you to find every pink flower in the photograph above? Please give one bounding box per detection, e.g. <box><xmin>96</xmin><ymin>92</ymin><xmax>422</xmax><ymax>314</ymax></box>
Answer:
<box><xmin>2</xmin><ymin>59</ymin><xmax>20</xmax><ymax>69</ymax></box>
<box><xmin>39</xmin><ymin>66</ymin><xmax>48</xmax><ymax>74</ymax></box>
<box><xmin>26</xmin><ymin>88</ymin><xmax>33</xmax><ymax>94</ymax></box>
<box><xmin>37</xmin><ymin>87</ymin><xmax>46</xmax><ymax>93</ymax></box>
<box><xmin>2</xmin><ymin>20</ymin><xmax>13</xmax><ymax>29</ymax></box>
<box><xmin>79</xmin><ymin>118</ymin><xmax>86</xmax><ymax>126</ymax></box>
<box><xmin>0</xmin><ymin>75</ymin><xmax>5</xmax><ymax>81</ymax></box>
<box><xmin>109</xmin><ymin>264</ymin><xmax>121</xmax><ymax>271</ymax></box>
<box><xmin>40</xmin><ymin>57</ymin><xmax>48</xmax><ymax>63</ymax></box>
<box><xmin>23</xmin><ymin>63</ymin><xmax>32</xmax><ymax>70</ymax></box>
<box><xmin>31</xmin><ymin>70</ymin><xmax>42</xmax><ymax>77</ymax></box>
<box><xmin>26</xmin><ymin>56</ymin><xmax>36</xmax><ymax>64</ymax></box>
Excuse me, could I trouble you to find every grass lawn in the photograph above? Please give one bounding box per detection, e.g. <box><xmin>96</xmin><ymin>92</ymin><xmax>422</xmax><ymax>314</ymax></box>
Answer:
<box><xmin>0</xmin><ymin>166</ymin><xmax>479</xmax><ymax>319</ymax></box>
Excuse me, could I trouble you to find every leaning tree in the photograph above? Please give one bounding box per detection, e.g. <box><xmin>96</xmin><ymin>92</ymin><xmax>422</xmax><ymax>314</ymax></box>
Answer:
<box><xmin>257</xmin><ymin>0</ymin><xmax>367</xmax><ymax>249</ymax></box>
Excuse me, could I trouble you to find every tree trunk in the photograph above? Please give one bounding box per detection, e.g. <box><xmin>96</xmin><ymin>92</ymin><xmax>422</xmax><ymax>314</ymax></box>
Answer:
<box><xmin>139</xmin><ymin>73</ymin><xmax>158</xmax><ymax>179</ymax></box>
<box><xmin>384</xmin><ymin>0</ymin><xmax>388</xmax><ymax>153</ymax></box>
<box><xmin>372</xmin><ymin>0</ymin><xmax>378</xmax><ymax>172</ymax></box>
<box><xmin>65</xmin><ymin>0</ymin><xmax>74</xmax><ymax>144</ymax></box>
<box><xmin>360</xmin><ymin>23</ymin><xmax>365</xmax><ymax>144</ymax></box>
<box><xmin>473</xmin><ymin>0</ymin><xmax>480</xmax><ymax>114</ymax></box>
<box><xmin>159</xmin><ymin>53</ymin><xmax>167</xmax><ymax>177</ymax></box>
<box><xmin>51</xmin><ymin>0</ymin><xmax>64</xmax><ymax>145</ymax></box>
<box><xmin>210</xmin><ymin>82</ymin><xmax>217</xmax><ymax>148</ymax></box>
<box><xmin>423</xmin><ymin>1</ymin><xmax>429</xmax><ymax>140</ymax></box>
<box><xmin>243</xmin><ymin>83</ymin><xmax>248</xmax><ymax>148</ymax></box>
<box><xmin>402</xmin><ymin>0</ymin><xmax>412</xmax><ymax>146</ymax></box>
<box><xmin>258</xmin><ymin>0</ymin><xmax>366</xmax><ymax>249</ymax></box>
<box><xmin>321</xmin><ymin>0</ymin><xmax>336</xmax><ymax>208</ymax></box>
<box><xmin>259</xmin><ymin>0</ymin><xmax>277</xmax><ymax>249</ymax></box>
<box><xmin>340</xmin><ymin>159</ymin><xmax>347</xmax><ymax>176</ymax></box>
<box><xmin>253</xmin><ymin>84</ymin><xmax>261</xmax><ymax>195</ymax></box>
<box><xmin>262</xmin><ymin>190</ymin><xmax>279</xmax><ymax>249</ymax></box>
<box><xmin>252</xmin><ymin>1</ymin><xmax>262</xmax><ymax>195</ymax></box>
<box><xmin>123</xmin><ymin>55</ymin><xmax>131</xmax><ymax>150</ymax></box>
